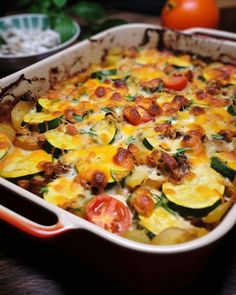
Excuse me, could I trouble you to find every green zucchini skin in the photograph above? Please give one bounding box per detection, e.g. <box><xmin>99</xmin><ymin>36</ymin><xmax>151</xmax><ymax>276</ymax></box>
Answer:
<box><xmin>92</xmin><ymin>119</ymin><xmax>117</xmax><ymax>145</ymax></box>
<box><xmin>168</xmin><ymin>199</ymin><xmax>221</xmax><ymax>217</ymax></box>
<box><xmin>43</xmin><ymin>141</ymin><xmax>62</xmax><ymax>158</ymax></box>
<box><xmin>227</xmin><ymin>105</ymin><xmax>236</xmax><ymax>116</ymax></box>
<box><xmin>24</xmin><ymin>117</ymin><xmax>63</xmax><ymax>133</ymax></box>
<box><xmin>211</xmin><ymin>157</ymin><xmax>236</xmax><ymax>181</ymax></box>
<box><xmin>142</xmin><ymin>138</ymin><xmax>154</xmax><ymax>150</ymax></box>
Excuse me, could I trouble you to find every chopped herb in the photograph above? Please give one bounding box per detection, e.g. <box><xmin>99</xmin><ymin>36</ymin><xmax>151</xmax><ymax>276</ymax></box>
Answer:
<box><xmin>40</xmin><ymin>187</ymin><xmax>49</xmax><ymax>194</ymax></box>
<box><xmin>145</xmin><ymin>230</ymin><xmax>156</xmax><ymax>240</ymax></box>
<box><xmin>73</xmin><ymin>114</ymin><xmax>83</xmax><ymax>122</ymax></box>
<box><xmin>211</xmin><ymin>134</ymin><xmax>224</xmax><ymax>140</ymax></box>
<box><xmin>101</xmin><ymin>107</ymin><xmax>114</xmax><ymax>113</ymax></box>
<box><xmin>198</xmin><ymin>75</ymin><xmax>206</xmax><ymax>82</ymax></box>
<box><xmin>176</xmin><ymin>147</ymin><xmax>192</xmax><ymax>155</ymax></box>
<box><xmin>136</xmin><ymin>47</ymin><xmax>142</xmax><ymax>52</ymax></box>
<box><xmin>165</xmin><ymin>117</ymin><xmax>177</xmax><ymax>124</ymax></box>
<box><xmin>91</xmin><ymin>69</ymin><xmax>117</xmax><ymax>80</ymax></box>
<box><xmin>153</xmin><ymin>193</ymin><xmax>175</xmax><ymax>215</ymax></box>
<box><xmin>79</xmin><ymin>129</ymin><xmax>97</xmax><ymax>136</ymax></box>
<box><xmin>127</xmin><ymin>136</ymin><xmax>136</xmax><ymax>144</ymax></box>
<box><xmin>126</xmin><ymin>95</ymin><xmax>136</xmax><ymax>101</ymax></box>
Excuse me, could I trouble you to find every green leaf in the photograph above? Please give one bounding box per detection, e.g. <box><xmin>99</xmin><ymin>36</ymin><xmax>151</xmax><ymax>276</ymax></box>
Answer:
<box><xmin>91</xmin><ymin>69</ymin><xmax>117</xmax><ymax>79</ymax></box>
<box><xmin>211</xmin><ymin>134</ymin><xmax>224</xmax><ymax>140</ymax></box>
<box><xmin>176</xmin><ymin>147</ymin><xmax>192</xmax><ymax>155</ymax></box>
<box><xmin>127</xmin><ymin>136</ymin><xmax>135</xmax><ymax>144</ymax></box>
<box><xmin>52</xmin><ymin>0</ymin><xmax>67</xmax><ymax>8</ymax></box>
<box><xmin>40</xmin><ymin>186</ymin><xmax>49</xmax><ymax>194</ymax></box>
<box><xmin>49</xmin><ymin>15</ymin><xmax>77</xmax><ymax>43</ymax></box>
<box><xmin>74</xmin><ymin>115</ymin><xmax>83</xmax><ymax>122</ymax></box>
<box><xmin>126</xmin><ymin>95</ymin><xmax>136</xmax><ymax>101</ymax></box>
<box><xmin>101</xmin><ymin>107</ymin><xmax>113</xmax><ymax>113</ymax></box>
<box><xmin>71</xmin><ymin>1</ymin><xmax>106</xmax><ymax>22</ymax></box>
<box><xmin>92</xmin><ymin>18</ymin><xmax>127</xmax><ymax>32</ymax></box>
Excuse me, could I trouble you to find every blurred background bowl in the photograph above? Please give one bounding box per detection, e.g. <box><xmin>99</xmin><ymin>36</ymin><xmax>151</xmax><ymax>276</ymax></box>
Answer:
<box><xmin>0</xmin><ymin>13</ymin><xmax>80</xmax><ymax>72</ymax></box>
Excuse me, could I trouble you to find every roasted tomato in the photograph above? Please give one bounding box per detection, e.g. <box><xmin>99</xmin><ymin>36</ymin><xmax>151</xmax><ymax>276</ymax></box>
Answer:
<box><xmin>164</xmin><ymin>76</ymin><xmax>188</xmax><ymax>91</ymax></box>
<box><xmin>161</xmin><ymin>0</ymin><xmax>219</xmax><ymax>30</ymax></box>
<box><xmin>85</xmin><ymin>194</ymin><xmax>131</xmax><ymax>235</ymax></box>
<box><xmin>123</xmin><ymin>106</ymin><xmax>153</xmax><ymax>125</ymax></box>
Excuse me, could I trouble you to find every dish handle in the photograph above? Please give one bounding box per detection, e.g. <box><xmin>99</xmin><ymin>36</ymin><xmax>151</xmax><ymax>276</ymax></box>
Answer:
<box><xmin>0</xmin><ymin>204</ymin><xmax>75</xmax><ymax>239</ymax></box>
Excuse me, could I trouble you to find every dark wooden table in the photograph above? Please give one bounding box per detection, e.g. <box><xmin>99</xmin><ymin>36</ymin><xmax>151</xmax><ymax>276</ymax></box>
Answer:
<box><xmin>1</xmin><ymin>5</ymin><xmax>236</xmax><ymax>295</ymax></box>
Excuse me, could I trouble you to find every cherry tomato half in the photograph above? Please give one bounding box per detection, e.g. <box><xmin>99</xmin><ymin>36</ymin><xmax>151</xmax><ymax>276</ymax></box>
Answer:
<box><xmin>161</xmin><ymin>0</ymin><xmax>219</xmax><ymax>30</ymax></box>
<box><xmin>164</xmin><ymin>75</ymin><xmax>188</xmax><ymax>91</ymax></box>
<box><xmin>85</xmin><ymin>194</ymin><xmax>131</xmax><ymax>235</ymax></box>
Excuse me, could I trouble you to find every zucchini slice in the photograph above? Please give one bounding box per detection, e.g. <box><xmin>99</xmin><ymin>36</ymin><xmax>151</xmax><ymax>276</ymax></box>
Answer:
<box><xmin>63</xmin><ymin>145</ymin><xmax>132</xmax><ymax>183</ymax></box>
<box><xmin>43</xmin><ymin>176</ymin><xmax>85</xmax><ymax>208</ymax></box>
<box><xmin>140</xmin><ymin>206</ymin><xmax>193</xmax><ymax>236</ymax></box>
<box><xmin>142</xmin><ymin>137</ymin><xmax>181</xmax><ymax>152</ymax></box>
<box><xmin>92</xmin><ymin>119</ymin><xmax>116</xmax><ymax>144</ymax></box>
<box><xmin>45</xmin><ymin>130</ymin><xmax>88</xmax><ymax>150</ymax></box>
<box><xmin>227</xmin><ymin>105</ymin><xmax>236</xmax><ymax>116</ymax></box>
<box><xmin>0</xmin><ymin>148</ymin><xmax>52</xmax><ymax>178</ymax></box>
<box><xmin>22</xmin><ymin>111</ymin><xmax>63</xmax><ymax>133</ymax></box>
<box><xmin>162</xmin><ymin>164</ymin><xmax>224</xmax><ymax>210</ymax></box>
<box><xmin>211</xmin><ymin>153</ymin><xmax>236</xmax><ymax>181</ymax></box>
<box><xmin>36</xmin><ymin>98</ymin><xmax>72</xmax><ymax>113</ymax></box>
<box><xmin>0</xmin><ymin>133</ymin><xmax>12</xmax><ymax>159</ymax></box>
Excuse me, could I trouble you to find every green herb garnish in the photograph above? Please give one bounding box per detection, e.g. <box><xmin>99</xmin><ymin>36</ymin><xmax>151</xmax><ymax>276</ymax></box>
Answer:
<box><xmin>176</xmin><ymin>147</ymin><xmax>192</xmax><ymax>155</ymax></box>
<box><xmin>40</xmin><ymin>187</ymin><xmax>49</xmax><ymax>194</ymax></box>
<box><xmin>91</xmin><ymin>69</ymin><xmax>117</xmax><ymax>80</ymax></box>
<box><xmin>153</xmin><ymin>193</ymin><xmax>175</xmax><ymax>215</ymax></box>
<box><xmin>127</xmin><ymin>136</ymin><xmax>136</xmax><ymax>144</ymax></box>
<box><xmin>211</xmin><ymin>134</ymin><xmax>224</xmax><ymax>140</ymax></box>
<box><xmin>73</xmin><ymin>115</ymin><xmax>84</xmax><ymax>122</ymax></box>
<box><xmin>79</xmin><ymin>129</ymin><xmax>97</xmax><ymax>136</ymax></box>
<box><xmin>101</xmin><ymin>107</ymin><xmax>114</xmax><ymax>113</ymax></box>
<box><xmin>126</xmin><ymin>95</ymin><xmax>136</xmax><ymax>101</ymax></box>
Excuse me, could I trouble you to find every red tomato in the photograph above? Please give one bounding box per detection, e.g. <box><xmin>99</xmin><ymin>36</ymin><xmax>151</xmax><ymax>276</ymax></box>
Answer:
<box><xmin>85</xmin><ymin>194</ymin><xmax>131</xmax><ymax>235</ymax></box>
<box><xmin>164</xmin><ymin>76</ymin><xmax>188</xmax><ymax>90</ymax></box>
<box><xmin>123</xmin><ymin>106</ymin><xmax>153</xmax><ymax>125</ymax></box>
<box><xmin>161</xmin><ymin>0</ymin><xmax>219</xmax><ymax>30</ymax></box>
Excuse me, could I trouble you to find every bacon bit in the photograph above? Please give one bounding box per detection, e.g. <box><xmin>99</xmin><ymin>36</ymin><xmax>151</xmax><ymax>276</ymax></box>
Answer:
<box><xmin>131</xmin><ymin>188</ymin><xmax>155</xmax><ymax>217</ymax></box>
<box><xmin>124</xmin><ymin>47</ymin><xmax>137</xmax><ymax>58</ymax></box>
<box><xmin>208</xmin><ymin>97</ymin><xmax>230</xmax><ymax>107</ymax></box>
<box><xmin>113</xmin><ymin>147</ymin><xmax>133</xmax><ymax>170</ymax></box>
<box><xmin>196</xmin><ymin>90</ymin><xmax>207</xmax><ymax>100</ymax></box>
<box><xmin>113</xmin><ymin>79</ymin><xmax>127</xmax><ymax>88</ymax></box>
<box><xmin>161</xmin><ymin>102</ymin><xmax>178</xmax><ymax>115</ymax></box>
<box><xmin>190</xmin><ymin>106</ymin><xmax>205</xmax><ymax>116</ymax></box>
<box><xmin>182</xmin><ymin>128</ymin><xmax>205</xmax><ymax>154</ymax></box>
<box><xmin>147</xmin><ymin>101</ymin><xmax>162</xmax><ymax>116</ymax></box>
<box><xmin>95</xmin><ymin>86</ymin><xmax>106</xmax><ymax>98</ymax></box>
<box><xmin>185</xmin><ymin>70</ymin><xmax>193</xmax><ymax>82</ymax></box>
<box><xmin>64</xmin><ymin>108</ymin><xmax>76</xmax><ymax>122</ymax></box>
<box><xmin>123</xmin><ymin>106</ymin><xmax>141</xmax><ymax>125</ymax></box>
<box><xmin>38</xmin><ymin>161</ymin><xmax>69</xmax><ymax>177</ymax></box>
<box><xmin>91</xmin><ymin>170</ymin><xmax>108</xmax><ymax>193</ymax></box>
<box><xmin>127</xmin><ymin>144</ymin><xmax>147</xmax><ymax>165</ymax></box>
<box><xmin>161</xmin><ymin>152</ymin><xmax>178</xmax><ymax>170</ymax></box>
<box><xmin>127</xmin><ymin>143</ymin><xmax>139</xmax><ymax>154</ymax></box>
<box><xmin>141</xmin><ymin>78</ymin><xmax>163</xmax><ymax>92</ymax></box>
<box><xmin>147</xmin><ymin>150</ymin><xmax>161</xmax><ymax>167</ymax></box>
<box><xmin>66</xmin><ymin>125</ymin><xmax>78</xmax><ymax>136</ymax></box>
<box><xmin>218</xmin><ymin>129</ymin><xmax>236</xmax><ymax>143</ymax></box>
<box><xmin>172</xmin><ymin>95</ymin><xmax>190</xmax><ymax>110</ymax></box>
<box><xmin>110</xmin><ymin>92</ymin><xmax>122</xmax><ymax>101</ymax></box>
<box><xmin>17</xmin><ymin>179</ymin><xmax>30</xmax><ymax>189</ymax></box>
<box><xmin>155</xmin><ymin>122</ymin><xmax>178</xmax><ymax>139</ymax></box>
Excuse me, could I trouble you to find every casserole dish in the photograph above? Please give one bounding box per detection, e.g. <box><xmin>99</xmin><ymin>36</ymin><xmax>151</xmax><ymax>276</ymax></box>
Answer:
<box><xmin>0</xmin><ymin>24</ymin><xmax>236</xmax><ymax>292</ymax></box>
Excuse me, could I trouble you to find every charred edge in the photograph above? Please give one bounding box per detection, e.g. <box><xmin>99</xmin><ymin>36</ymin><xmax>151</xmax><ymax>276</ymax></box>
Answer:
<box><xmin>89</xmin><ymin>38</ymin><xmax>100</xmax><ymax>43</ymax></box>
<box><xmin>0</xmin><ymin>74</ymin><xmax>32</xmax><ymax>102</ymax></box>
<box><xmin>101</xmin><ymin>48</ymin><xmax>108</xmax><ymax>63</ymax></box>
<box><xmin>140</xmin><ymin>28</ymin><xmax>166</xmax><ymax>51</ymax></box>
<box><xmin>49</xmin><ymin>66</ymin><xmax>60</xmax><ymax>88</ymax></box>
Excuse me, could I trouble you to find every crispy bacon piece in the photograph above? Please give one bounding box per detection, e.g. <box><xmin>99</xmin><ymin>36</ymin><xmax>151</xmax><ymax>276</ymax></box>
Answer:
<box><xmin>38</xmin><ymin>161</ymin><xmax>69</xmax><ymax>177</ymax></box>
<box><xmin>195</xmin><ymin>90</ymin><xmax>207</xmax><ymax>100</ymax></box>
<box><xmin>172</xmin><ymin>95</ymin><xmax>190</xmax><ymax>110</ymax></box>
<box><xmin>110</xmin><ymin>92</ymin><xmax>122</xmax><ymax>101</ymax></box>
<box><xmin>161</xmin><ymin>152</ymin><xmax>178</xmax><ymax>170</ymax></box>
<box><xmin>218</xmin><ymin>129</ymin><xmax>236</xmax><ymax>143</ymax></box>
<box><xmin>95</xmin><ymin>86</ymin><xmax>106</xmax><ymax>98</ymax></box>
<box><xmin>17</xmin><ymin>179</ymin><xmax>30</xmax><ymax>189</ymax></box>
<box><xmin>208</xmin><ymin>97</ymin><xmax>230</xmax><ymax>107</ymax></box>
<box><xmin>185</xmin><ymin>70</ymin><xmax>193</xmax><ymax>82</ymax></box>
<box><xmin>91</xmin><ymin>170</ymin><xmax>108</xmax><ymax>193</ymax></box>
<box><xmin>155</xmin><ymin>122</ymin><xmax>178</xmax><ymax>139</ymax></box>
<box><xmin>66</xmin><ymin>125</ymin><xmax>78</xmax><ymax>136</ymax></box>
<box><xmin>123</xmin><ymin>106</ymin><xmax>142</xmax><ymax>125</ymax></box>
<box><xmin>141</xmin><ymin>78</ymin><xmax>163</xmax><ymax>93</ymax></box>
<box><xmin>64</xmin><ymin>108</ymin><xmax>76</xmax><ymax>122</ymax></box>
<box><xmin>113</xmin><ymin>147</ymin><xmax>133</xmax><ymax>170</ymax></box>
<box><xmin>130</xmin><ymin>188</ymin><xmax>155</xmax><ymax>217</ymax></box>
<box><xmin>113</xmin><ymin>79</ymin><xmax>127</xmax><ymax>88</ymax></box>
<box><xmin>161</xmin><ymin>102</ymin><xmax>178</xmax><ymax>115</ymax></box>
<box><xmin>124</xmin><ymin>47</ymin><xmax>137</xmax><ymax>58</ymax></box>
<box><xmin>182</xmin><ymin>128</ymin><xmax>205</xmax><ymax>154</ymax></box>
<box><xmin>147</xmin><ymin>150</ymin><xmax>161</xmax><ymax>167</ymax></box>
<box><xmin>190</xmin><ymin>106</ymin><xmax>205</xmax><ymax>116</ymax></box>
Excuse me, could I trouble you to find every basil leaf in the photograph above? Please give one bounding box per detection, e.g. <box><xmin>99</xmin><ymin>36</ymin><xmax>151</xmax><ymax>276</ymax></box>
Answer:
<box><xmin>176</xmin><ymin>147</ymin><xmax>192</xmax><ymax>155</ymax></box>
<box><xmin>40</xmin><ymin>187</ymin><xmax>49</xmax><ymax>194</ymax></box>
<box><xmin>71</xmin><ymin>1</ymin><xmax>106</xmax><ymax>22</ymax></box>
<box><xmin>50</xmin><ymin>15</ymin><xmax>77</xmax><ymax>43</ymax></box>
<box><xmin>101</xmin><ymin>107</ymin><xmax>113</xmax><ymax>113</ymax></box>
<box><xmin>74</xmin><ymin>115</ymin><xmax>83</xmax><ymax>122</ymax></box>
<box><xmin>211</xmin><ymin>134</ymin><xmax>224</xmax><ymax>140</ymax></box>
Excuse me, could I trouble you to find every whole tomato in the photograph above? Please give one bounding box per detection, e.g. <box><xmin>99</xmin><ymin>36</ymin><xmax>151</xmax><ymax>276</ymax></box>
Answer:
<box><xmin>161</xmin><ymin>0</ymin><xmax>219</xmax><ymax>30</ymax></box>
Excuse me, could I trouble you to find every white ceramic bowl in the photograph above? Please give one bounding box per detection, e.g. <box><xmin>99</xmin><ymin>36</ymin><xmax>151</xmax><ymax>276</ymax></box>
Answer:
<box><xmin>0</xmin><ymin>13</ymin><xmax>80</xmax><ymax>72</ymax></box>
